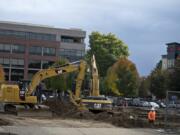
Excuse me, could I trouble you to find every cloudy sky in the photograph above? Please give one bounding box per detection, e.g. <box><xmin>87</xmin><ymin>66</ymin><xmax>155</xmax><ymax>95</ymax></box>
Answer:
<box><xmin>0</xmin><ymin>0</ymin><xmax>179</xmax><ymax>75</ymax></box>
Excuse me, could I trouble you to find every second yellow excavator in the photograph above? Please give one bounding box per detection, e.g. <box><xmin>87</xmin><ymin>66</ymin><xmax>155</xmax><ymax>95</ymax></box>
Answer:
<box><xmin>80</xmin><ymin>55</ymin><xmax>112</xmax><ymax>112</ymax></box>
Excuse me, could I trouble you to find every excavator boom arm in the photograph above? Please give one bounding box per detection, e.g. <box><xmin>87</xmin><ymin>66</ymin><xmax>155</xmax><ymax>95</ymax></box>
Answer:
<box><xmin>26</xmin><ymin>62</ymin><xmax>84</xmax><ymax>96</ymax></box>
<box><xmin>74</xmin><ymin>61</ymin><xmax>86</xmax><ymax>99</ymax></box>
<box><xmin>91</xmin><ymin>55</ymin><xmax>100</xmax><ymax>96</ymax></box>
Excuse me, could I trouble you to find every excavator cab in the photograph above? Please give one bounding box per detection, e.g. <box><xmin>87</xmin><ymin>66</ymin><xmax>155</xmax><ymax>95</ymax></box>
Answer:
<box><xmin>18</xmin><ymin>80</ymin><xmax>30</xmax><ymax>101</ymax></box>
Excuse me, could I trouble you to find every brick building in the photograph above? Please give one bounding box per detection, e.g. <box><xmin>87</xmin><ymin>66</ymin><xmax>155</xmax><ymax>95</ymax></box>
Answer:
<box><xmin>0</xmin><ymin>21</ymin><xmax>86</xmax><ymax>81</ymax></box>
<box><xmin>162</xmin><ymin>42</ymin><xmax>180</xmax><ymax>70</ymax></box>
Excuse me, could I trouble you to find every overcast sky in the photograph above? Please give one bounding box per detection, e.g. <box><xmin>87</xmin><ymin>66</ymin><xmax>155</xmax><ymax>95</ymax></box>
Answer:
<box><xmin>0</xmin><ymin>0</ymin><xmax>179</xmax><ymax>76</ymax></box>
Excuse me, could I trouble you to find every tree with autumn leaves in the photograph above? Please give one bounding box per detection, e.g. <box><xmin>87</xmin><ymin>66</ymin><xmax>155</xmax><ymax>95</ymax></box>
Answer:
<box><xmin>86</xmin><ymin>32</ymin><xmax>140</xmax><ymax>96</ymax></box>
<box><xmin>105</xmin><ymin>58</ymin><xmax>139</xmax><ymax>96</ymax></box>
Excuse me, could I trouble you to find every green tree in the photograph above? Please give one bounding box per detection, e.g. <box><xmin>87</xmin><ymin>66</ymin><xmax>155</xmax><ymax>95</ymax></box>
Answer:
<box><xmin>105</xmin><ymin>58</ymin><xmax>139</xmax><ymax>96</ymax></box>
<box><xmin>44</xmin><ymin>58</ymin><xmax>75</xmax><ymax>92</ymax></box>
<box><xmin>138</xmin><ymin>77</ymin><xmax>150</xmax><ymax>97</ymax></box>
<box><xmin>86</xmin><ymin>32</ymin><xmax>129</xmax><ymax>77</ymax></box>
<box><xmin>149</xmin><ymin>70</ymin><xmax>169</xmax><ymax>98</ymax></box>
<box><xmin>149</xmin><ymin>60</ymin><xmax>169</xmax><ymax>98</ymax></box>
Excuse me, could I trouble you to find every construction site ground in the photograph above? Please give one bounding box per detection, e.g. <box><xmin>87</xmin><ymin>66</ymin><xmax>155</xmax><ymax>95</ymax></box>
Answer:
<box><xmin>0</xmin><ymin>114</ymin><xmax>172</xmax><ymax>135</ymax></box>
<box><xmin>0</xmin><ymin>99</ymin><xmax>179</xmax><ymax>135</ymax></box>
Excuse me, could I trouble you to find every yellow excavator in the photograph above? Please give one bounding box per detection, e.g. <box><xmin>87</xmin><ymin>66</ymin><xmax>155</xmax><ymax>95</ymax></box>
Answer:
<box><xmin>80</xmin><ymin>55</ymin><xmax>112</xmax><ymax>112</ymax></box>
<box><xmin>0</xmin><ymin>60</ymin><xmax>86</xmax><ymax>115</ymax></box>
<box><xmin>0</xmin><ymin>55</ymin><xmax>112</xmax><ymax>115</ymax></box>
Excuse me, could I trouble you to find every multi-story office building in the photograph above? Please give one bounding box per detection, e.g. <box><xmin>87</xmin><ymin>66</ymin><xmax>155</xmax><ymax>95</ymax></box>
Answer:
<box><xmin>0</xmin><ymin>21</ymin><xmax>86</xmax><ymax>81</ymax></box>
<box><xmin>162</xmin><ymin>42</ymin><xmax>180</xmax><ymax>70</ymax></box>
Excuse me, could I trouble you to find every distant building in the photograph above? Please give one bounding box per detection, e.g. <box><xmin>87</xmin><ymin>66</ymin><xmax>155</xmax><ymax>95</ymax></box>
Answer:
<box><xmin>162</xmin><ymin>42</ymin><xmax>180</xmax><ymax>70</ymax></box>
<box><xmin>0</xmin><ymin>21</ymin><xmax>86</xmax><ymax>81</ymax></box>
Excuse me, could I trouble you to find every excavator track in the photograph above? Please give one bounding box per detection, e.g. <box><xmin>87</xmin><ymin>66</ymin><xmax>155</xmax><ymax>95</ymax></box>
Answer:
<box><xmin>4</xmin><ymin>104</ymin><xmax>17</xmax><ymax>115</ymax></box>
<box><xmin>17</xmin><ymin>109</ymin><xmax>52</xmax><ymax>117</ymax></box>
<box><xmin>4</xmin><ymin>104</ymin><xmax>52</xmax><ymax>117</ymax></box>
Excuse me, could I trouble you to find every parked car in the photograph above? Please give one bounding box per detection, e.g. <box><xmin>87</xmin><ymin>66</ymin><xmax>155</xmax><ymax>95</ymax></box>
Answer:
<box><xmin>149</xmin><ymin>102</ymin><xmax>160</xmax><ymax>109</ymax></box>
<box><xmin>142</xmin><ymin>101</ymin><xmax>151</xmax><ymax>107</ymax></box>
<box><xmin>132</xmin><ymin>98</ymin><xmax>142</xmax><ymax>106</ymax></box>
<box><xmin>155</xmin><ymin>100</ymin><xmax>166</xmax><ymax>108</ymax></box>
<box><xmin>159</xmin><ymin>102</ymin><xmax>166</xmax><ymax>108</ymax></box>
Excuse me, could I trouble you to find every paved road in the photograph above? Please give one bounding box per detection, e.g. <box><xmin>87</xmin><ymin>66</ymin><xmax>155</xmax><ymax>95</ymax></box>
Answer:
<box><xmin>0</xmin><ymin>126</ymin><xmax>168</xmax><ymax>135</ymax></box>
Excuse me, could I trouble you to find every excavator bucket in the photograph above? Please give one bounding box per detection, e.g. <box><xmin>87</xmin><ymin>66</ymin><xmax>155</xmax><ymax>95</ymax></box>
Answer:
<box><xmin>68</xmin><ymin>90</ymin><xmax>87</xmax><ymax>111</ymax></box>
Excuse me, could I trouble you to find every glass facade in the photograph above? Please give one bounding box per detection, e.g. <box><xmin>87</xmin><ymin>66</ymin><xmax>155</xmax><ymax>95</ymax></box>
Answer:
<box><xmin>0</xmin><ymin>43</ymin><xmax>11</xmax><ymax>52</ymax></box>
<box><xmin>28</xmin><ymin>60</ymin><xmax>41</xmax><ymax>69</ymax></box>
<box><xmin>12</xmin><ymin>44</ymin><xmax>25</xmax><ymax>53</ymax></box>
<box><xmin>0</xmin><ymin>27</ymin><xmax>85</xmax><ymax>81</ymax></box>
<box><xmin>167</xmin><ymin>59</ymin><xmax>175</xmax><ymax>68</ymax></box>
<box><xmin>43</xmin><ymin>47</ymin><xmax>56</xmax><ymax>56</ymax></box>
<box><xmin>29</xmin><ymin>46</ymin><xmax>42</xmax><ymax>55</ymax></box>
<box><xmin>11</xmin><ymin>69</ymin><xmax>24</xmax><ymax>81</ymax></box>
<box><xmin>61</xmin><ymin>36</ymin><xmax>83</xmax><ymax>43</ymax></box>
<box><xmin>11</xmin><ymin>59</ymin><xmax>24</xmax><ymax>68</ymax></box>
<box><xmin>42</xmin><ymin>60</ymin><xmax>54</xmax><ymax>69</ymax></box>
<box><xmin>0</xmin><ymin>29</ymin><xmax>56</xmax><ymax>41</ymax></box>
<box><xmin>0</xmin><ymin>58</ymin><xmax>24</xmax><ymax>68</ymax></box>
<box><xmin>0</xmin><ymin>57</ymin><xmax>10</xmax><ymax>67</ymax></box>
<box><xmin>0</xmin><ymin>43</ymin><xmax>25</xmax><ymax>53</ymax></box>
<box><xmin>59</xmin><ymin>49</ymin><xmax>84</xmax><ymax>61</ymax></box>
<box><xmin>28</xmin><ymin>70</ymin><xmax>38</xmax><ymax>80</ymax></box>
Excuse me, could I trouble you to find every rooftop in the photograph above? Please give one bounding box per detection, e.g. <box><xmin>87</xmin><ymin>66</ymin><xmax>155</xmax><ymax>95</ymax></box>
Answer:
<box><xmin>0</xmin><ymin>21</ymin><xmax>84</xmax><ymax>32</ymax></box>
<box><xmin>166</xmin><ymin>42</ymin><xmax>180</xmax><ymax>46</ymax></box>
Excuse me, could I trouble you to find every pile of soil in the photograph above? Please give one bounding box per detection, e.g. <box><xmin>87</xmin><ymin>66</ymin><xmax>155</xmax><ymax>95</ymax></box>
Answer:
<box><xmin>92</xmin><ymin>110</ymin><xmax>150</xmax><ymax>128</ymax></box>
<box><xmin>44</xmin><ymin>98</ymin><xmax>77</xmax><ymax>116</ymax></box>
<box><xmin>44</xmin><ymin>99</ymin><xmax>169</xmax><ymax>128</ymax></box>
<box><xmin>0</xmin><ymin>118</ymin><xmax>10</xmax><ymax>126</ymax></box>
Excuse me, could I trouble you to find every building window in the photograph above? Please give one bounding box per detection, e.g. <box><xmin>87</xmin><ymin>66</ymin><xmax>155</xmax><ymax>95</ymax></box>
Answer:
<box><xmin>43</xmin><ymin>47</ymin><xmax>56</xmax><ymax>56</ymax></box>
<box><xmin>59</xmin><ymin>48</ymin><xmax>84</xmax><ymax>62</ymax></box>
<box><xmin>12</xmin><ymin>44</ymin><xmax>25</xmax><ymax>53</ymax></box>
<box><xmin>61</xmin><ymin>36</ymin><xmax>83</xmax><ymax>43</ymax></box>
<box><xmin>11</xmin><ymin>69</ymin><xmax>24</xmax><ymax>81</ymax></box>
<box><xmin>167</xmin><ymin>59</ymin><xmax>175</xmax><ymax>68</ymax></box>
<box><xmin>11</xmin><ymin>59</ymin><xmax>24</xmax><ymax>68</ymax></box>
<box><xmin>0</xmin><ymin>29</ymin><xmax>56</xmax><ymax>41</ymax></box>
<box><xmin>0</xmin><ymin>58</ymin><xmax>10</xmax><ymax>67</ymax></box>
<box><xmin>29</xmin><ymin>46</ymin><xmax>42</xmax><ymax>55</ymax></box>
<box><xmin>28</xmin><ymin>60</ymin><xmax>41</xmax><ymax>69</ymax></box>
<box><xmin>0</xmin><ymin>43</ymin><xmax>11</xmax><ymax>53</ymax></box>
<box><xmin>28</xmin><ymin>70</ymin><xmax>38</xmax><ymax>80</ymax></box>
<box><xmin>59</xmin><ymin>49</ymin><xmax>84</xmax><ymax>57</ymax></box>
<box><xmin>42</xmin><ymin>61</ymin><xmax>54</xmax><ymax>69</ymax></box>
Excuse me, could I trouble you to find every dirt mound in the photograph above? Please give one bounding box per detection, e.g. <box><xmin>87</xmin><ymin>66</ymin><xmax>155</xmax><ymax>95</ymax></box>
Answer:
<box><xmin>44</xmin><ymin>99</ymin><xmax>166</xmax><ymax>128</ymax></box>
<box><xmin>0</xmin><ymin>118</ymin><xmax>10</xmax><ymax>126</ymax></box>
<box><xmin>44</xmin><ymin>98</ymin><xmax>95</xmax><ymax>119</ymax></box>
<box><xmin>44</xmin><ymin>98</ymin><xmax>77</xmax><ymax>116</ymax></box>
<box><xmin>91</xmin><ymin>110</ymin><xmax>149</xmax><ymax>128</ymax></box>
